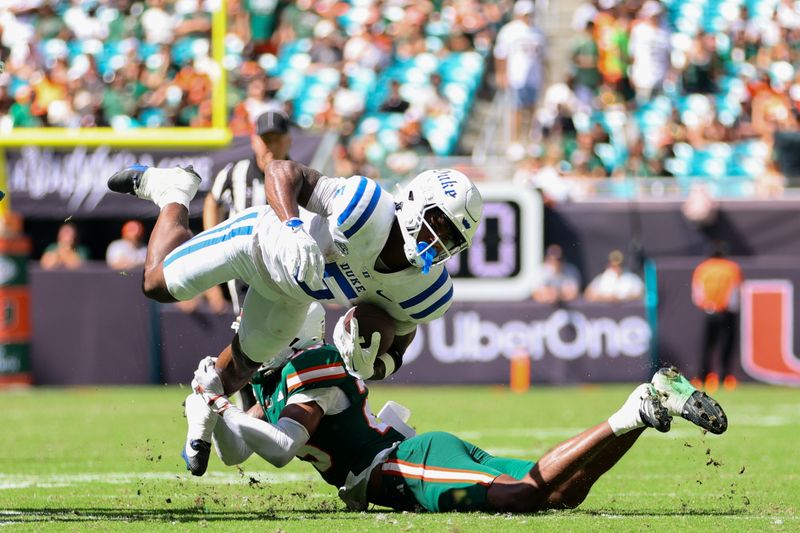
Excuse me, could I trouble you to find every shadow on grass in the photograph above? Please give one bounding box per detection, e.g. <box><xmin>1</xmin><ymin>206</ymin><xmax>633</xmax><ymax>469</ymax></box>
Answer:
<box><xmin>1</xmin><ymin>506</ymin><xmax>751</xmax><ymax>523</ymax></box>
<box><xmin>568</xmin><ymin>508</ymin><xmax>749</xmax><ymax>517</ymax></box>
<box><xmin>0</xmin><ymin>507</ymin><xmax>375</xmax><ymax>523</ymax></box>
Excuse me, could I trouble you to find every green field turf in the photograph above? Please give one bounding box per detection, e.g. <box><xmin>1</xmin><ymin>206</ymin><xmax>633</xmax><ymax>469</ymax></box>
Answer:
<box><xmin>1</xmin><ymin>384</ymin><xmax>798</xmax><ymax>532</ymax></box>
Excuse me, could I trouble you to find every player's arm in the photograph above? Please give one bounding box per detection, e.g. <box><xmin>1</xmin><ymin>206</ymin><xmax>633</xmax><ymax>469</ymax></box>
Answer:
<box><xmin>370</xmin><ymin>329</ymin><xmax>416</xmax><ymax>381</ymax></box>
<box><xmin>263</xmin><ymin>160</ymin><xmax>327</xmax><ymax>286</ymax></box>
<box><xmin>195</xmin><ymin>357</ymin><xmax>319</xmax><ymax>468</ymax></box>
<box><xmin>213</xmin><ymin>401</ymin><xmax>320</xmax><ymax>468</ymax></box>
<box><xmin>264</xmin><ymin>160</ymin><xmax>325</xmax><ymax>221</ymax></box>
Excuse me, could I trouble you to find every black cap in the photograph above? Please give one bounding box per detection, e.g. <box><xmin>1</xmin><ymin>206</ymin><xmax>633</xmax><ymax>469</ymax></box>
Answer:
<box><xmin>255</xmin><ymin>110</ymin><xmax>291</xmax><ymax>135</ymax></box>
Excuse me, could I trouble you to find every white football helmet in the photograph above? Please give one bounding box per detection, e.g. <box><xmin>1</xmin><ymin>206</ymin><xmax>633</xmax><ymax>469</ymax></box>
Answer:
<box><xmin>260</xmin><ymin>302</ymin><xmax>326</xmax><ymax>372</ymax></box>
<box><xmin>395</xmin><ymin>169</ymin><xmax>483</xmax><ymax>271</ymax></box>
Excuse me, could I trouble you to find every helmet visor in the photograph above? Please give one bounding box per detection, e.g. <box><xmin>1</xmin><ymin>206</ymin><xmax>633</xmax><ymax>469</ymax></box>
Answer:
<box><xmin>417</xmin><ymin>205</ymin><xmax>467</xmax><ymax>264</ymax></box>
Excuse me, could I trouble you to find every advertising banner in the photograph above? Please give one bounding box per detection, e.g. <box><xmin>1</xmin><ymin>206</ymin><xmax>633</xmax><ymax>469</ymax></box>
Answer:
<box><xmin>326</xmin><ymin>301</ymin><xmax>652</xmax><ymax>385</ymax></box>
<box><xmin>4</xmin><ymin>132</ymin><xmax>322</xmax><ymax>219</ymax></box>
<box><xmin>0</xmin><ymin>237</ymin><xmax>32</xmax><ymax>385</ymax></box>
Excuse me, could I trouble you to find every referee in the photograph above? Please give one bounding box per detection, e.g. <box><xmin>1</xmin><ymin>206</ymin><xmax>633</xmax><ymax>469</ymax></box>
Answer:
<box><xmin>202</xmin><ymin>109</ymin><xmax>293</xmax><ymax>410</ymax></box>
<box><xmin>203</xmin><ymin>110</ymin><xmax>293</xmax><ymax>230</ymax></box>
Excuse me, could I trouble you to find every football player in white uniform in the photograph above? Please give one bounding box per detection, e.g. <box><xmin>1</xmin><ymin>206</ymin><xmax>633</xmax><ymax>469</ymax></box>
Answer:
<box><xmin>107</xmin><ymin>161</ymin><xmax>483</xmax><ymax>476</ymax></box>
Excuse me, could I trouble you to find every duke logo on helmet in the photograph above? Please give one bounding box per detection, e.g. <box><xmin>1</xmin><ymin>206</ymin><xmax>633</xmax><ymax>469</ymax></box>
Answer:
<box><xmin>434</xmin><ymin>169</ymin><xmax>460</xmax><ymax>198</ymax></box>
<box><xmin>395</xmin><ymin>169</ymin><xmax>483</xmax><ymax>272</ymax></box>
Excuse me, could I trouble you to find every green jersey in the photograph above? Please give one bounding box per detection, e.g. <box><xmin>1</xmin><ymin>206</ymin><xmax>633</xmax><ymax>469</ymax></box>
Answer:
<box><xmin>251</xmin><ymin>345</ymin><xmax>405</xmax><ymax>489</ymax></box>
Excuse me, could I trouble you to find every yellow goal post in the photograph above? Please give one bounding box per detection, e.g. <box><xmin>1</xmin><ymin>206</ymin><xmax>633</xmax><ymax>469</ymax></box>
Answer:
<box><xmin>0</xmin><ymin>0</ymin><xmax>230</xmax><ymax>149</ymax></box>
<box><xmin>0</xmin><ymin>1</ymin><xmax>231</xmax><ymax>215</ymax></box>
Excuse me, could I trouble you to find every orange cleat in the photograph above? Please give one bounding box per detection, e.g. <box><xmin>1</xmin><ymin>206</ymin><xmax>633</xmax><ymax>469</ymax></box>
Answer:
<box><xmin>723</xmin><ymin>374</ymin><xmax>738</xmax><ymax>390</ymax></box>
<box><xmin>705</xmin><ymin>372</ymin><xmax>719</xmax><ymax>393</ymax></box>
<box><xmin>690</xmin><ymin>377</ymin><xmax>703</xmax><ymax>389</ymax></box>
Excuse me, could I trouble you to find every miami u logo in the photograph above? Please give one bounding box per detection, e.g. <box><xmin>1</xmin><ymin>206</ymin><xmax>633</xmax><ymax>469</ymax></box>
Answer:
<box><xmin>740</xmin><ymin>280</ymin><xmax>800</xmax><ymax>385</ymax></box>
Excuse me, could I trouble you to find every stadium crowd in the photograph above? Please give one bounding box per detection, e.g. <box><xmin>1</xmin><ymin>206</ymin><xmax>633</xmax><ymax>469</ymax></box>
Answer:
<box><xmin>0</xmin><ymin>0</ymin><xmax>215</xmax><ymax>129</ymax></box>
<box><xmin>514</xmin><ymin>0</ymin><xmax>799</xmax><ymax>200</ymax></box>
<box><xmin>0</xmin><ymin>0</ymin><xmax>501</xmax><ymax>183</ymax></box>
<box><xmin>1</xmin><ymin>0</ymin><xmax>797</xmax><ymax>191</ymax></box>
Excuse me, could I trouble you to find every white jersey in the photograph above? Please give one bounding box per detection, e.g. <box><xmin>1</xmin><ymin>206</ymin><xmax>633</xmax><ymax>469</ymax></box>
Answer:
<box><xmin>255</xmin><ymin>175</ymin><xmax>454</xmax><ymax>335</ymax></box>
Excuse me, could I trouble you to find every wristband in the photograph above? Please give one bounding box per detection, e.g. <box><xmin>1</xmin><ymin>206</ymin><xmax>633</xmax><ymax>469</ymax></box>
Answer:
<box><xmin>285</xmin><ymin>217</ymin><xmax>303</xmax><ymax>230</ymax></box>
<box><xmin>378</xmin><ymin>353</ymin><xmax>396</xmax><ymax>377</ymax></box>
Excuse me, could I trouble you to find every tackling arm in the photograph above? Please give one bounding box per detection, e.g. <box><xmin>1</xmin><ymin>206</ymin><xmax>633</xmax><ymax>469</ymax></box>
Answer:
<box><xmin>215</xmin><ymin>401</ymin><xmax>323</xmax><ymax>468</ymax></box>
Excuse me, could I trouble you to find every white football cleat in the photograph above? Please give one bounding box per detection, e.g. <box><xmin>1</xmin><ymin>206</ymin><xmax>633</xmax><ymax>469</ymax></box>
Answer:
<box><xmin>182</xmin><ymin>392</ymin><xmax>218</xmax><ymax>476</ymax></box>
<box><xmin>108</xmin><ymin>165</ymin><xmax>201</xmax><ymax>209</ymax></box>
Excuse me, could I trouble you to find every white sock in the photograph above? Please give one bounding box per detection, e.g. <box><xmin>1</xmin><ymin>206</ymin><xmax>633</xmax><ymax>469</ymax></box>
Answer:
<box><xmin>607</xmin><ymin>383</ymin><xmax>648</xmax><ymax>436</ymax></box>
<box><xmin>156</xmin><ymin>191</ymin><xmax>192</xmax><ymax>210</ymax></box>
<box><xmin>139</xmin><ymin>167</ymin><xmax>194</xmax><ymax>210</ymax></box>
<box><xmin>185</xmin><ymin>392</ymin><xmax>219</xmax><ymax>443</ymax></box>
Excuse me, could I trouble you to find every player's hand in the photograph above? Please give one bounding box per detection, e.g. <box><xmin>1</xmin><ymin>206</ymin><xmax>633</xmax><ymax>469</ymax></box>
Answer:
<box><xmin>192</xmin><ymin>356</ymin><xmax>231</xmax><ymax>413</ymax></box>
<box><xmin>192</xmin><ymin>356</ymin><xmax>224</xmax><ymax>399</ymax></box>
<box><xmin>277</xmin><ymin>218</ymin><xmax>325</xmax><ymax>288</ymax></box>
<box><xmin>333</xmin><ymin>314</ymin><xmax>382</xmax><ymax>380</ymax></box>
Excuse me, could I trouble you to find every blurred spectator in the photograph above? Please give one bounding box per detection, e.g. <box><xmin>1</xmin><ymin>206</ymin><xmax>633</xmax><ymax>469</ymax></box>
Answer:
<box><xmin>494</xmin><ymin>0</ymin><xmax>546</xmax><ymax>159</ymax></box>
<box><xmin>595</xmin><ymin>3</ymin><xmax>630</xmax><ymax>96</ymax></box>
<box><xmin>514</xmin><ymin>143</ymin><xmax>570</xmax><ymax>205</ymax></box>
<box><xmin>569</xmin><ymin>132</ymin><xmax>607</xmax><ymax>178</ymax></box>
<box><xmin>230</xmin><ymin>77</ymin><xmax>284</xmax><ymax>136</ymax></box>
<box><xmin>615</xmin><ymin>139</ymin><xmax>655</xmax><ymax>177</ymax></box>
<box><xmin>691</xmin><ymin>242</ymin><xmax>743</xmax><ymax>390</ymax></box>
<box><xmin>532</xmin><ymin>244</ymin><xmax>582</xmax><ymax>304</ymax></box>
<box><xmin>379</xmin><ymin>80</ymin><xmax>410</xmax><ymax>114</ymax></box>
<box><xmin>570</xmin><ymin>21</ymin><xmax>601</xmax><ymax>104</ymax></box>
<box><xmin>628</xmin><ymin>1</ymin><xmax>669</xmax><ymax>103</ymax></box>
<box><xmin>40</xmin><ymin>223</ymin><xmax>89</xmax><ymax>271</ymax></box>
<box><xmin>9</xmin><ymin>86</ymin><xmax>41</xmax><ymax>127</ymax></box>
<box><xmin>319</xmin><ymin>75</ymin><xmax>365</xmax><ymax>137</ymax></box>
<box><xmin>106</xmin><ymin>220</ymin><xmax>147</xmax><ymax>270</ymax></box>
<box><xmin>411</xmin><ymin>73</ymin><xmax>452</xmax><ymax>118</ymax></box>
<box><xmin>309</xmin><ymin>19</ymin><xmax>344</xmax><ymax>67</ymax></box>
<box><xmin>386</xmin><ymin>120</ymin><xmax>433</xmax><ymax>177</ymax></box>
<box><xmin>584</xmin><ymin>250</ymin><xmax>644</xmax><ymax>302</ymax></box>
<box><xmin>680</xmin><ymin>32</ymin><xmax>724</xmax><ymax>95</ymax></box>
<box><xmin>536</xmin><ymin>79</ymin><xmax>581</xmax><ymax>142</ymax></box>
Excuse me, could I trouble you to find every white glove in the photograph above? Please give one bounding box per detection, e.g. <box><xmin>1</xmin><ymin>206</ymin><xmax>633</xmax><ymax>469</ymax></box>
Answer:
<box><xmin>277</xmin><ymin>218</ymin><xmax>325</xmax><ymax>289</ymax></box>
<box><xmin>192</xmin><ymin>356</ymin><xmax>229</xmax><ymax>412</ymax></box>
<box><xmin>333</xmin><ymin>313</ymin><xmax>381</xmax><ymax>380</ymax></box>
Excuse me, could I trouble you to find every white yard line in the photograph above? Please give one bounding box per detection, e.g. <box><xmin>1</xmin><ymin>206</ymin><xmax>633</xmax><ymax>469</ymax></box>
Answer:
<box><xmin>0</xmin><ymin>471</ymin><xmax>314</xmax><ymax>490</ymax></box>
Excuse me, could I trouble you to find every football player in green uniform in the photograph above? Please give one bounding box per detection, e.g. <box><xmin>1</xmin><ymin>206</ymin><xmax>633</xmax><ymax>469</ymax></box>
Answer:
<box><xmin>191</xmin><ymin>311</ymin><xmax>727</xmax><ymax>513</ymax></box>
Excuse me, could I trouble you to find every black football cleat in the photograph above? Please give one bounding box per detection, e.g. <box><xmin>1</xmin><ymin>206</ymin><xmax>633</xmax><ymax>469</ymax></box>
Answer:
<box><xmin>107</xmin><ymin>164</ymin><xmax>148</xmax><ymax>195</ymax></box>
<box><xmin>638</xmin><ymin>383</ymin><xmax>672</xmax><ymax>433</ymax></box>
<box><xmin>652</xmin><ymin>367</ymin><xmax>728</xmax><ymax>434</ymax></box>
<box><xmin>182</xmin><ymin>438</ymin><xmax>211</xmax><ymax>476</ymax></box>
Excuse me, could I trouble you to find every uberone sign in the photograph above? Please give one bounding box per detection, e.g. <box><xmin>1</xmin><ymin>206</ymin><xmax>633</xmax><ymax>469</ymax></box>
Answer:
<box><xmin>401</xmin><ymin>309</ymin><xmax>651</xmax><ymax>365</ymax></box>
<box><xmin>337</xmin><ymin>301</ymin><xmax>653</xmax><ymax>384</ymax></box>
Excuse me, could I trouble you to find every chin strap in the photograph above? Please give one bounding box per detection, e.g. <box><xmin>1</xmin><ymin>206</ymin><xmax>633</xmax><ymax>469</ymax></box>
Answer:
<box><xmin>416</xmin><ymin>242</ymin><xmax>437</xmax><ymax>275</ymax></box>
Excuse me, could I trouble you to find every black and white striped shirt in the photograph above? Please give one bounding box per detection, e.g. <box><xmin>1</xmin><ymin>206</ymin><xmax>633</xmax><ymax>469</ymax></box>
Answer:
<box><xmin>210</xmin><ymin>157</ymin><xmax>267</xmax><ymax>216</ymax></box>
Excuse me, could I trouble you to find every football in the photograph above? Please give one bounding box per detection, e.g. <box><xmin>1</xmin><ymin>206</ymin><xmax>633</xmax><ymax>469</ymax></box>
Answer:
<box><xmin>342</xmin><ymin>302</ymin><xmax>396</xmax><ymax>355</ymax></box>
